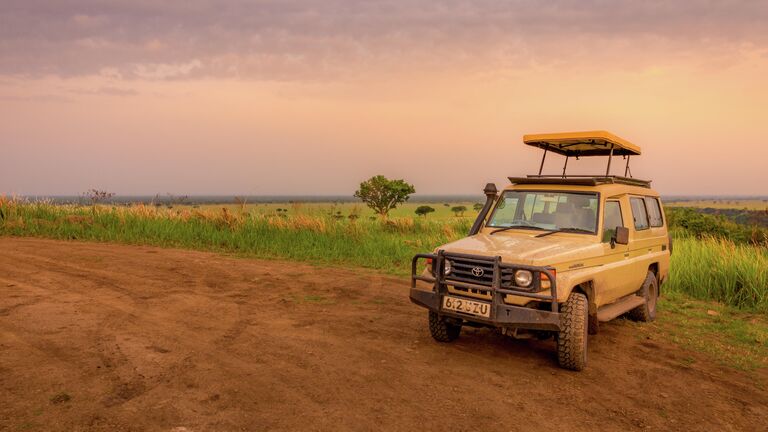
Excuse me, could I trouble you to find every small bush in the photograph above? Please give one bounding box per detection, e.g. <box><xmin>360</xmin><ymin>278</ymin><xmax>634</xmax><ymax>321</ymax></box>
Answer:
<box><xmin>451</xmin><ymin>205</ymin><xmax>467</xmax><ymax>217</ymax></box>
<box><xmin>415</xmin><ymin>205</ymin><xmax>435</xmax><ymax>217</ymax></box>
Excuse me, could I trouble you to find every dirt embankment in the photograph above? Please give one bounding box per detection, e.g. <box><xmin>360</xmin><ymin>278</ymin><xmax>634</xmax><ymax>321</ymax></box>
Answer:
<box><xmin>1</xmin><ymin>238</ymin><xmax>766</xmax><ymax>431</ymax></box>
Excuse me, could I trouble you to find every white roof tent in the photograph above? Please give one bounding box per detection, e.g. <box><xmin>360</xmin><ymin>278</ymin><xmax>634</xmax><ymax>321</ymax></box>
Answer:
<box><xmin>513</xmin><ymin>130</ymin><xmax>650</xmax><ymax>188</ymax></box>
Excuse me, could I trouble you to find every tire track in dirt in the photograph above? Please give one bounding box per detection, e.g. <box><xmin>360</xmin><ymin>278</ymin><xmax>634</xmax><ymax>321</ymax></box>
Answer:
<box><xmin>1</xmin><ymin>238</ymin><xmax>766</xmax><ymax>431</ymax></box>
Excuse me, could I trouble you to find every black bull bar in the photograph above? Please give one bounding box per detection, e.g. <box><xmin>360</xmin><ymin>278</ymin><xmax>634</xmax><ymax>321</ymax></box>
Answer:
<box><xmin>409</xmin><ymin>251</ymin><xmax>561</xmax><ymax>331</ymax></box>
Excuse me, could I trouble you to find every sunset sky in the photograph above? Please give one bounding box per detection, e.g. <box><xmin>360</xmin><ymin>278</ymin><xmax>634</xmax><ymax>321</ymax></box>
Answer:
<box><xmin>2</xmin><ymin>1</ymin><xmax>767</xmax><ymax>196</ymax></box>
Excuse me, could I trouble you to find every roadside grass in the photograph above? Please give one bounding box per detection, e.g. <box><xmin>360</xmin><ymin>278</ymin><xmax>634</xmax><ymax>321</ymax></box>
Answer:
<box><xmin>666</xmin><ymin>199</ymin><xmax>768</xmax><ymax>211</ymax></box>
<box><xmin>654</xmin><ymin>291</ymin><xmax>768</xmax><ymax>372</ymax></box>
<box><xmin>0</xmin><ymin>199</ymin><xmax>472</xmax><ymax>275</ymax></box>
<box><xmin>666</xmin><ymin>237</ymin><xmax>768</xmax><ymax>312</ymax></box>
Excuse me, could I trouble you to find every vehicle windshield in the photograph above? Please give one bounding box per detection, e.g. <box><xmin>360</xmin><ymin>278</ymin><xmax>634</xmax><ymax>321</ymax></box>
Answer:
<box><xmin>487</xmin><ymin>190</ymin><xmax>599</xmax><ymax>234</ymax></box>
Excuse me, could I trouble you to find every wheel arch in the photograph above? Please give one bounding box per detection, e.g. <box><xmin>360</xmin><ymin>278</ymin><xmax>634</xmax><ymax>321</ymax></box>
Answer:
<box><xmin>566</xmin><ymin>280</ymin><xmax>598</xmax><ymax>335</ymax></box>
<box><xmin>570</xmin><ymin>280</ymin><xmax>596</xmax><ymax>317</ymax></box>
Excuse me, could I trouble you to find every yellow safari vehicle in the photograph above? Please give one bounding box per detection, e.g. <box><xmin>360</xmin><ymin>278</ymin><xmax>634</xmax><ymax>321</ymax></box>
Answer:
<box><xmin>410</xmin><ymin>131</ymin><xmax>671</xmax><ymax>371</ymax></box>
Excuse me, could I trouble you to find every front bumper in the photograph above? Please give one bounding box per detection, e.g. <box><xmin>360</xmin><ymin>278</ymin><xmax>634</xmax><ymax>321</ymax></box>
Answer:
<box><xmin>409</xmin><ymin>251</ymin><xmax>561</xmax><ymax>332</ymax></box>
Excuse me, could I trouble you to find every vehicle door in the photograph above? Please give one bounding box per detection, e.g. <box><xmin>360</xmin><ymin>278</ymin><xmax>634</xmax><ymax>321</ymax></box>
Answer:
<box><xmin>595</xmin><ymin>198</ymin><xmax>631</xmax><ymax>304</ymax></box>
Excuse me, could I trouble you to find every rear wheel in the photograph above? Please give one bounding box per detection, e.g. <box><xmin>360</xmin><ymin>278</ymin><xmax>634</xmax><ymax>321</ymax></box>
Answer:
<box><xmin>557</xmin><ymin>292</ymin><xmax>588</xmax><ymax>371</ymax></box>
<box><xmin>629</xmin><ymin>271</ymin><xmax>658</xmax><ymax>322</ymax></box>
<box><xmin>428</xmin><ymin>311</ymin><xmax>461</xmax><ymax>342</ymax></box>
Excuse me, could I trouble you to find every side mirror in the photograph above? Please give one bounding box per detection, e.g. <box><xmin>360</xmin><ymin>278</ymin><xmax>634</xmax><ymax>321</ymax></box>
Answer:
<box><xmin>611</xmin><ymin>226</ymin><xmax>629</xmax><ymax>247</ymax></box>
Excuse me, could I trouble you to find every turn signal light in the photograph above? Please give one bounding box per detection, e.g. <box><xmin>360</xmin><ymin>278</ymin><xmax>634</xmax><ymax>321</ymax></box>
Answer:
<box><xmin>541</xmin><ymin>270</ymin><xmax>556</xmax><ymax>290</ymax></box>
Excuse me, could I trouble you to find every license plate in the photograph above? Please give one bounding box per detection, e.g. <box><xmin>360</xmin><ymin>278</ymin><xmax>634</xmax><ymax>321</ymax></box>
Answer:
<box><xmin>442</xmin><ymin>296</ymin><xmax>491</xmax><ymax>318</ymax></box>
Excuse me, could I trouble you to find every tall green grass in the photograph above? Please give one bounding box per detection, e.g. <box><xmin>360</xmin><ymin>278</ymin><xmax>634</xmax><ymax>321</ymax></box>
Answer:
<box><xmin>0</xmin><ymin>199</ymin><xmax>470</xmax><ymax>274</ymax></box>
<box><xmin>666</xmin><ymin>237</ymin><xmax>768</xmax><ymax>312</ymax></box>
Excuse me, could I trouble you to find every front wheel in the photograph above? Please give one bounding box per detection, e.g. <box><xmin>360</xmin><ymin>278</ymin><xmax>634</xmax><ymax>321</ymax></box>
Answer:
<box><xmin>557</xmin><ymin>292</ymin><xmax>588</xmax><ymax>371</ymax></box>
<box><xmin>428</xmin><ymin>311</ymin><xmax>461</xmax><ymax>342</ymax></box>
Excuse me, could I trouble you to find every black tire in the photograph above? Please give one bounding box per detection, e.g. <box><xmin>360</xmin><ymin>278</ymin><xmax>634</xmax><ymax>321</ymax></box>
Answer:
<box><xmin>557</xmin><ymin>292</ymin><xmax>588</xmax><ymax>371</ymax></box>
<box><xmin>628</xmin><ymin>271</ymin><xmax>658</xmax><ymax>322</ymax></box>
<box><xmin>428</xmin><ymin>311</ymin><xmax>461</xmax><ymax>342</ymax></box>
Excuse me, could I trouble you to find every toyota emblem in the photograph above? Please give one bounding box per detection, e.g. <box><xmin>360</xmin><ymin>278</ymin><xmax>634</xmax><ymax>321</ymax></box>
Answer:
<box><xmin>471</xmin><ymin>267</ymin><xmax>485</xmax><ymax>277</ymax></box>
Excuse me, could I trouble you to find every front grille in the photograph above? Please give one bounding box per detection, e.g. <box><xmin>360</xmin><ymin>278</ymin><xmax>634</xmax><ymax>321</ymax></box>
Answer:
<box><xmin>446</xmin><ymin>259</ymin><xmax>495</xmax><ymax>286</ymax></box>
<box><xmin>443</xmin><ymin>257</ymin><xmax>538</xmax><ymax>291</ymax></box>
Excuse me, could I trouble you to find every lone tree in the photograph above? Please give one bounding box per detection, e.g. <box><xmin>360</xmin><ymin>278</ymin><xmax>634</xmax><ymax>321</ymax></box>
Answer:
<box><xmin>473</xmin><ymin>203</ymin><xmax>484</xmax><ymax>212</ymax></box>
<box><xmin>354</xmin><ymin>175</ymin><xmax>415</xmax><ymax>218</ymax></box>
<box><xmin>415</xmin><ymin>205</ymin><xmax>435</xmax><ymax>218</ymax></box>
<box><xmin>451</xmin><ymin>205</ymin><xmax>467</xmax><ymax>217</ymax></box>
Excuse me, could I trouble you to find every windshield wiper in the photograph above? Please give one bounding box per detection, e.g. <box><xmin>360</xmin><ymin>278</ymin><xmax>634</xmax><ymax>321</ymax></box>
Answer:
<box><xmin>490</xmin><ymin>225</ymin><xmax>548</xmax><ymax>235</ymax></box>
<box><xmin>535</xmin><ymin>227</ymin><xmax>595</xmax><ymax>238</ymax></box>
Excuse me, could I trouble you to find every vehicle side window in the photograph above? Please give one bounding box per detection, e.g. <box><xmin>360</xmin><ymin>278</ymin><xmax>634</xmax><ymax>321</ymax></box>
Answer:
<box><xmin>602</xmin><ymin>201</ymin><xmax>624</xmax><ymax>242</ymax></box>
<box><xmin>644</xmin><ymin>197</ymin><xmax>664</xmax><ymax>227</ymax></box>
<box><xmin>630</xmin><ymin>197</ymin><xmax>649</xmax><ymax>230</ymax></box>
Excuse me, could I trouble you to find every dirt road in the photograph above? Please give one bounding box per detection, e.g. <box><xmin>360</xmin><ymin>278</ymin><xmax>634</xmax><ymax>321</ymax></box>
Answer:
<box><xmin>1</xmin><ymin>238</ymin><xmax>765</xmax><ymax>431</ymax></box>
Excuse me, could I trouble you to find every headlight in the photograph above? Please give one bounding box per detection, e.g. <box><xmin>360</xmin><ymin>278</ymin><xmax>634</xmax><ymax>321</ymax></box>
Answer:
<box><xmin>444</xmin><ymin>260</ymin><xmax>453</xmax><ymax>275</ymax></box>
<box><xmin>514</xmin><ymin>270</ymin><xmax>533</xmax><ymax>287</ymax></box>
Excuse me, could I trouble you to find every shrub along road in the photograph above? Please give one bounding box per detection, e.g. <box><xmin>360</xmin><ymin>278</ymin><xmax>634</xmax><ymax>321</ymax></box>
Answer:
<box><xmin>0</xmin><ymin>238</ymin><xmax>766</xmax><ymax>431</ymax></box>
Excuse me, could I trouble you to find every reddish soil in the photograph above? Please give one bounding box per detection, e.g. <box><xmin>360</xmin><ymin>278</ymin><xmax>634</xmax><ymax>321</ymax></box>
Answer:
<box><xmin>1</xmin><ymin>238</ymin><xmax>766</xmax><ymax>431</ymax></box>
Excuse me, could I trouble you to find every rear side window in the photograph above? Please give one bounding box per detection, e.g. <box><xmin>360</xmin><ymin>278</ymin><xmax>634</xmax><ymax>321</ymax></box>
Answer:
<box><xmin>644</xmin><ymin>197</ymin><xmax>664</xmax><ymax>227</ymax></box>
<box><xmin>630</xmin><ymin>197</ymin><xmax>649</xmax><ymax>230</ymax></box>
<box><xmin>602</xmin><ymin>201</ymin><xmax>624</xmax><ymax>243</ymax></box>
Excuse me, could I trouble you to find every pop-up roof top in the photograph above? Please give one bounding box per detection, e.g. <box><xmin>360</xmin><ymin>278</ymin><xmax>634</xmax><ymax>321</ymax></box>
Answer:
<box><xmin>514</xmin><ymin>130</ymin><xmax>650</xmax><ymax>187</ymax></box>
<box><xmin>523</xmin><ymin>130</ymin><xmax>641</xmax><ymax>157</ymax></box>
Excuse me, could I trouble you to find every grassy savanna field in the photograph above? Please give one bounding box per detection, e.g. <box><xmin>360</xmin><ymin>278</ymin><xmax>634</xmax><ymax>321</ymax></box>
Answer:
<box><xmin>666</xmin><ymin>199</ymin><xmax>768</xmax><ymax>210</ymax></box>
<box><xmin>1</xmin><ymin>196</ymin><xmax>766</xmax><ymax>372</ymax></box>
<box><xmin>190</xmin><ymin>201</ymin><xmax>480</xmax><ymax>220</ymax></box>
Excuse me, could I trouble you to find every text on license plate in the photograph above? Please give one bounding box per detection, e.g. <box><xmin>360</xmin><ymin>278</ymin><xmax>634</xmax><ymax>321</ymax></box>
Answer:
<box><xmin>442</xmin><ymin>296</ymin><xmax>491</xmax><ymax>318</ymax></box>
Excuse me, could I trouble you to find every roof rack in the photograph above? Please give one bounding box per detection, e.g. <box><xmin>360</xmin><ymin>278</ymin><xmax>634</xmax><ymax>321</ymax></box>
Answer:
<box><xmin>508</xmin><ymin>175</ymin><xmax>651</xmax><ymax>188</ymax></box>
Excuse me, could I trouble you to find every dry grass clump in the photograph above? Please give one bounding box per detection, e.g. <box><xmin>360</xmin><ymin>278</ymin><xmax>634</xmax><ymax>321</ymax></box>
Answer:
<box><xmin>217</xmin><ymin>207</ymin><xmax>241</xmax><ymax>229</ymax></box>
<box><xmin>267</xmin><ymin>214</ymin><xmax>328</xmax><ymax>233</ymax></box>
<box><xmin>0</xmin><ymin>195</ymin><xmax>24</xmax><ymax>228</ymax></box>
<box><xmin>290</xmin><ymin>214</ymin><xmax>328</xmax><ymax>233</ymax></box>
<box><xmin>127</xmin><ymin>203</ymin><xmax>157</xmax><ymax>219</ymax></box>
<box><xmin>383</xmin><ymin>217</ymin><xmax>415</xmax><ymax>233</ymax></box>
<box><xmin>0</xmin><ymin>195</ymin><xmax>20</xmax><ymax>214</ymax></box>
